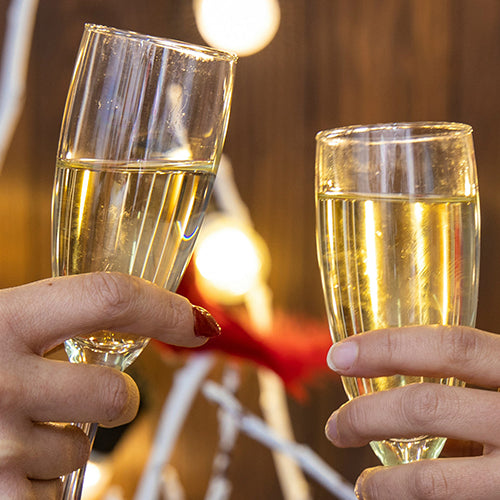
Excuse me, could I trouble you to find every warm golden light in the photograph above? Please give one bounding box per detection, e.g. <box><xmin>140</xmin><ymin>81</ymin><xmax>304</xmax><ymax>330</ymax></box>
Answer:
<box><xmin>193</xmin><ymin>0</ymin><xmax>280</xmax><ymax>56</ymax></box>
<box><xmin>82</xmin><ymin>456</ymin><xmax>110</xmax><ymax>499</ymax></box>
<box><xmin>76</xmin><ymin>169</ymin><xmax>90</xmax><ymax>238</ymax></box>
<box><xmin>413</xmin><ymin>201</ymin><xmax>427</xmax><ymax>324</ymax></box>
<box><xmin>83</xmin><ymin>460</ymin><xmax>102</xmax><ymax>490</ymax></box>
<box><xmin>440</xmin><ymin>204</ymin><xmax>450</xmax><ymax>322</ymax></box>
<box><xmin>194</xmin><ymin>215</ymin><xmax>270</xmax><ymax>304</ymax></box>
<box><xmin>364</xmin><ymin>200</ymin><xmax>380</xmax><ymax>324</ymax></box>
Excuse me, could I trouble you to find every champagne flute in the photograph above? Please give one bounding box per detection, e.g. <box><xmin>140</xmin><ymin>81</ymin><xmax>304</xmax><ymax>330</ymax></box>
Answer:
<box><xmin>315</xmin><ymin>122</ymin><xmax>480</xmax><ymax>466</ymax></box>
<box><xmin>51</xmin><ymin>24</ymin><xmax>236</xmax><ymax>499</ymax></box>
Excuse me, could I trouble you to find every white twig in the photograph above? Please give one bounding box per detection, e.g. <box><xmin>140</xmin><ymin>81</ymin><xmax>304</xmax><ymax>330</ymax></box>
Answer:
<box><xmin>161</xmin><ymin>465</ymin><xmax>186</xmax><ymax>500</ymax></box>
<box><xmin>0</xmin><ymin>0</ymin><xmax>39</xmax><ymax>171</ymax></box>
<box><xmin>214</xmin><ymin>155</ymin><xmax>312</xmax><ymax>500</ymax></box>
<box><xmin>203</xmin><ymin>381</ymin><xmax>357</xmax><ymax>500</ymax></box>
<box><xmin>257</xmin><ymin>369</ymin><xmax>312</xmax><ymax>500</ymax></box>
<box><xmin>213</xmin><ymin>155</ymin><xmax>253</xmax><ymax>225</ymax></box>
<box><xmin>134</xmin><ymin>353</ymin><xmax>215</xmax><ymax>500</ymax></box>
<box><xmin>248</xmin><ymin>282</ymin><xmax>312</xmax><ymax>500</ymax></box>
<box><xmin>204</xmin><ymin>365</ymin><xmax>241</xmax><ymax>500</ymax></box>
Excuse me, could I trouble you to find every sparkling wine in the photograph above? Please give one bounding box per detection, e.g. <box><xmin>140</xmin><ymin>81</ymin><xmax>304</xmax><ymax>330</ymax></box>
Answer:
<box><xmin>52</xmin><ymin>158</ymin><xmax>215</xmax><ymax>361</ymax></box>
<box><xmin>316</xmin><ymin>191</ymin><xmax>480</xmax><ymax>464</ymax></box>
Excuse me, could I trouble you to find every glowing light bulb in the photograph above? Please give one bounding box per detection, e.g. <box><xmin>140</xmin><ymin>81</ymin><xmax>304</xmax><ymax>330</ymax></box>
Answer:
<box><xmin>193</xmin><ymin>0</ymin><xmax>280</xmax><ymax>56</ymax></box>
<box><xmin>194</xmin><ymin>215</ymin><xmax>270</xmax><ymax>304</ymax></box>
<box><xmin>83</xmin><ymin>460</ymin><xmax>102</xmax><ymax>490</ymax></box>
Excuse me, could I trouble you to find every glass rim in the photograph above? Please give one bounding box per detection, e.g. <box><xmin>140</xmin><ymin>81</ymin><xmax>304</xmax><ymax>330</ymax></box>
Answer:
<box><xmin>84</xmin><ymin>23</ymin><xmax>238</xmax><ymax>63</ymax></box>
<box><xmin>316</xmin><ymin>121</ymin><xmax>473</xmax><ymax>145</ymax></box>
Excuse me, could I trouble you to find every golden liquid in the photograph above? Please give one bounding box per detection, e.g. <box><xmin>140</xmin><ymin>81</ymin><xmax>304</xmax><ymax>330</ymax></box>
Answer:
<box><xmin>317</xmin><ymin>192</ymin><xmax>479</xmax><ymax>396</ymax></box>
<box><xmin>52</xmin><ymin>158</ymin><xmax>215</xmax><ymax>363</ymax></box>
<box><xmin>316</xmin><ymin>192</ymin><xmax>479</xmax><ymax>464</ymax></box>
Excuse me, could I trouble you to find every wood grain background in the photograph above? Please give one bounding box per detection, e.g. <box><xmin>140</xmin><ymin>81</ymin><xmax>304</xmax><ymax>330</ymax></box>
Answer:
<box><xmin>1</xmin><ymin>1</ymin><xmax>499</xmax><ymax>498</ymax></box>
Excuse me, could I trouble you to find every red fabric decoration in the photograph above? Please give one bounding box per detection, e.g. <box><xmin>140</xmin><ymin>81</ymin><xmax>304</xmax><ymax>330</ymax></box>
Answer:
<box><xmin>155</xmin><ymin>264</ymin><xmax>336</xmax><ymax>399</ymax></box>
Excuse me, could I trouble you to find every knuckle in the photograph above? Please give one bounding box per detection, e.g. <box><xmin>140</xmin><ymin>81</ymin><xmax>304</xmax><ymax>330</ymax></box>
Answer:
<box><xmin>0</xmin><ymin>475</ymin><xmax>34</xmax><ymax>500</ymax></box>
<box><xmin>0</xmin><ymin>440</ymin><xmax>25</xmax><ymax>472</ymax></box>
<box><xmin>412</xmin><ymin>461</ymin><xmax>449</xmax><ymax>499</ymax></box>
<box><xmin>444</xmin><ymin>326</ymin><xmax>480</xmax><ymax>366</ymax></box>
<box><xmin>400</xmin><ymin>384</ymin><xmax>442</xmax><ymax>429</ymax></box>
<box><xmin>83</xmin><ymin>272</ymin><xmax>138</xmax><ymax>321</ymax></box>
<box><xmin>0</xmin><ymin>296</ymin><xmax>22</xmax><ymax>341</ymax></box>
<box><xmin>101</xmin><ymin>371</ymin><xmax>130</xmax><ymax>423</ymax></box>
<box><xmin>379</xmin><ymin>329</ymin><xmax>399</xmax><ymax>364</ymax></box>
<box><xmin>165</xmin><ymin>297</ymin><xmax>188</xmax><ymax>332</ymax></box>
<box><xmin>0</xmin><ymin>372</ymin><xmax>21</xmax><ymax>412</ymax></box>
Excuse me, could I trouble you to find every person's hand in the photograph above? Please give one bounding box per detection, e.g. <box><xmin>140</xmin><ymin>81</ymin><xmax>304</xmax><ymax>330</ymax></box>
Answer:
<box><xmin>324</xmin><ymin>326</ymin><xmax>500</xmax><ymax>500</ymax></box>
<box><xmin>0</xmin><ymin>272</ymin><xmax>219</xmax><ymax>499</ymax></box>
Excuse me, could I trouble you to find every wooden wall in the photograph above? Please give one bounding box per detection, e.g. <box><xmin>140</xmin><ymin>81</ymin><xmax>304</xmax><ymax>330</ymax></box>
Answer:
<box><xmin>1</xmin><ymin>0</ymin><xmax>500</xmax><ymax>498</ymax></box>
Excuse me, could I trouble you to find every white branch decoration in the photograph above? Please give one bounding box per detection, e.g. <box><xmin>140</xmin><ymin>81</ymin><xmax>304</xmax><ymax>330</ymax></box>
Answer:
<box><xmin>134</xmin><ymin>353</ymin><xmax>215</xmax><ymax>500</ymax></box>
<box><xmin>161</xmin><ymin>465</ymin><xmax>186</xmax><ymax>500</ymax></box>
<box><xmin>0</xmin><ymin>0</ymin><xmax>39</xmax><ymax>171</ymax></box>
<box><xmin>203</xmin><ymin>380</ymin><xmax>357</xmax><ymax>500</ymax></box>
<box><xmin>215</xmin><ymin>156</ymin><xmax>312</xmax><ymax>500</ymax></box>
<box><xmin>213</xmin><ymin>155</ymin><xmax>253</xmax><ymax>225</ymax></box>
<box><xmin>204</xmin><ymin>364</ymin><xmax>241</xmax><ymax>500</ymax></box>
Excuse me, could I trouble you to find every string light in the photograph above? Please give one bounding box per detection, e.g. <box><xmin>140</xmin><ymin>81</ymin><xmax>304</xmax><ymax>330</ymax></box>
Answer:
<box><xmin>194</xmin><ymin>214</ymin><xmax>270</xmax><ymax>304</ymax></box>
<box><xmin>193</xmin><ymin>0</ymin><xmax>280</xmax><ymax>56</ymax></box>
<box><xmin>82</xmin><ymin>453</ymin><xmax>111</xmax><ymax>499</ymax></box>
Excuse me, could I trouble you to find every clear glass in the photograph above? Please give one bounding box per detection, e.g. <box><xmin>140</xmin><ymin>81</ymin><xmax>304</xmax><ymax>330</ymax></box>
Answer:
<box><xmin>51</xmin><ymin>24</ymin><xmax>236</xmax><ymax>499</ymax></box>
<box><xmin>315</xmin><ymin>122</ymin><xmax>480</xmax><ymax>466</ymax></box>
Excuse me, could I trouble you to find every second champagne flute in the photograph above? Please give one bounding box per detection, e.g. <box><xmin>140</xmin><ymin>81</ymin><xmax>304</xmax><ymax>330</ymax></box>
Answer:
<box><xmin>51</xmin><ymin>24</ymin><xmax>236</xmax><ymax>499</ymax></box>
<box><xmin>315</xmin><ymin>122</ymin><xmax>480</xmax><ymax>466</ymax></box>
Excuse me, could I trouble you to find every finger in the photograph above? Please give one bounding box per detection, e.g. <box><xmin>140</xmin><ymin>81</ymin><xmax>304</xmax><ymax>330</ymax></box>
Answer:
<box><xmin>326</xmin><ymin>384</ymin><xmax>500</xmax><ymax>448</ymax></box>
<box><xmin>31</xmin><ymin>479</ymin><xmax>62</xmax><ymax>500</ymax></box>
<box><xmin>0</xmin><ymin>272</ymin><xmax>220</xmax><ymax>354</ymax></box>
<box><xmin>0</xmin><ymin>458</ymin><xmax>62</xmax><ymax>499</ymax></box>
<box><xmin>0</xmin><ymin>475</ymin><xmax>37</xmax><ymax>500</ymax></box>
<box><xmin>26</xmin><ymin>423</ymin><xmax>89</xmax><ymax>479</ymax></box>
<box><xmin>355</xmin><ymin>456</ymin><xmax>499</xmax><ymax>500</ymax></box>
<box><xmin>18</xmin><ymin>357</ymin><xmax>140</xmax><ymax>425</ymax></box>
<box><xmin>327</xmin><ymin>326</ymin><xmax>500</xmax><ymax>387</ymax></box>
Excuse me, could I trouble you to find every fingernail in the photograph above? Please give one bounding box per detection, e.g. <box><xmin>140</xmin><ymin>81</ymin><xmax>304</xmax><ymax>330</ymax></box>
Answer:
<box><xmin>325</xmin><ymin>410</ymin><xmax>338</xmax><ymax>442</ymax></box>
<box><xmin>193</xmin><ymin>305</ymin><xmax>221</xmax><ymax>338</ymax></box>
<box><xmin>327</xmin><ymin>341</ymin><xmax>358</xmax><ymax>372</ymax></box>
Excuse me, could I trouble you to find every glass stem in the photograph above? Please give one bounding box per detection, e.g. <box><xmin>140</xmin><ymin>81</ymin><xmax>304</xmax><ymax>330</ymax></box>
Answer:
<box><xmin>61</xmin><ymin>422</ymin><xmax>99</xmax><ymax>500</ymax></box>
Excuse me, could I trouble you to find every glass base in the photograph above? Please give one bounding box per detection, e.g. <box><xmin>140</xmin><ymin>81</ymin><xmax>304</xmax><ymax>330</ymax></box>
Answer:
<box><xmin>64</xmin><ymin>332</ymin><xmax>150</xmax><ymax>370</ymax></box>
<box><xmin>370</xmin><ymin>436</ymin><xmax>447</xmax><ymax>466</ymax></box>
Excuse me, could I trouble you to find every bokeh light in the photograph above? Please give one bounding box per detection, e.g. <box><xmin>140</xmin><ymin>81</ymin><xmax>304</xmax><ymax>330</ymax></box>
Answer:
<box><xmin>194</xmin><ymin>215</ymin><xmax>270</xmax><ymax>304</ymax></box>
<box><xmin>193</xmin><ymin>0</ymin><xmax>281</xmax><ymax>56</ymax></box>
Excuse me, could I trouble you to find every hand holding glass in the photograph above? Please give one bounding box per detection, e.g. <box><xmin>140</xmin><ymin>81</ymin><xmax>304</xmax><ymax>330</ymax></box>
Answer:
<box><xmin>315</xmin><ymin>122</ymin><xmax>480</xmax><ymax>465</ymax></box>
<box><xmin>51</xmin><ymin>24</ymin><xmax>236</xmax><ymax>498</ymax></box>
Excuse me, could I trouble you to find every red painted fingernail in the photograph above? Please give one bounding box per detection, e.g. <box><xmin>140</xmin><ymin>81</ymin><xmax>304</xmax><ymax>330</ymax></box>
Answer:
<box><xmin>193</xmin><ymin>305</ymin><xmax>221</xmax><ymax>338</ymax></box>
